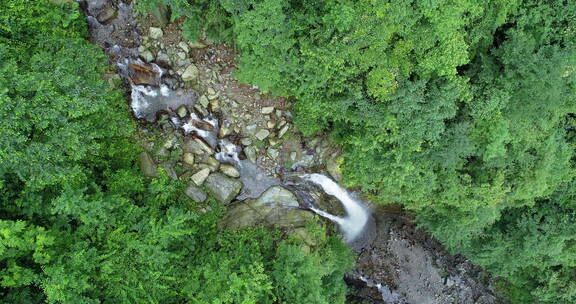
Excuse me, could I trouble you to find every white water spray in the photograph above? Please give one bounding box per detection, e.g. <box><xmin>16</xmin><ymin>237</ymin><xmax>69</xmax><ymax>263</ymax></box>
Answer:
<box><xmin>305</xmin><ymin>173</ymin><xmax>370</xmax><ymax>242</ymax></box>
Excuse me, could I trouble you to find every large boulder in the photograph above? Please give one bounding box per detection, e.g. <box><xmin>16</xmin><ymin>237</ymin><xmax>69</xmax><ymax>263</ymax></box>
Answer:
<box><xmin>221</xmin><ymin>186</ymin><xmax>314</xmax><ymax>230</ymax></box>
<box><xmin>204</xmin><ymin>173</ymin><xmax>242</xmax><ymax>204</ymax></box>
<box><xmin>255</xmin><ymin>186</ymin><xmax>299</xmax><ymax>207</ymax></box>
<box><xmin>184</xmin><ymin>183</ymin><xmax>207</xmax><ymax>203</ymax></box>
<box><xmin>139</xmin><ymin>152</ymin><xmax>157</xmax><ymax>178</ymax></box>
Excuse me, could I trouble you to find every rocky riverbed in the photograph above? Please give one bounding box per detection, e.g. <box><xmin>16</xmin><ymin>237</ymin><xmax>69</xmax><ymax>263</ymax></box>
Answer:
<box><xmin>80</xmin><ymin>1</ymin><xmax>506</xmax><ymax>303</ymax></box>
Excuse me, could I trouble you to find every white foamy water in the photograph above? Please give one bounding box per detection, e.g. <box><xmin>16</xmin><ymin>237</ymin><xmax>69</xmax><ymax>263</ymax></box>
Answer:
<box><xmin>305</xmin><ymin>173</ymin><xmax>370</xmax><ymax>242</ymax></box>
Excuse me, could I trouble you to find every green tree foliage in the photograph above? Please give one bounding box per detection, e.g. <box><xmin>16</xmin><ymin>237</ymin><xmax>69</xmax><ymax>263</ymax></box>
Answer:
<box><xmin>144</xmin><ymin>0</ymin><xmax>576</xmax><ymax>302</ymax></box>
<box><xmin>1</xmin><ymin>1</ymin><xmax>354</xmax><ymax>303</ymax></box>
<box><xmin>135</xmin><ymin>0</ymin><xmax>231</xmax><ymax>42</ymax></box>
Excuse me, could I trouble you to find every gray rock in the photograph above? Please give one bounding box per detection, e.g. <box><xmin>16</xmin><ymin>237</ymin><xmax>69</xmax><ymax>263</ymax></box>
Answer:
<box><xmin>175</xmin><ymin>52</ymin><xmax>186</xmax><ymax>61</ymax></box>
<box><xmin>326</xmin><ymin>155</ymin><xmax>343</xmax><ymax>182</ymax></box>
<box><xmin>268</xmin><ymin>138</ymin><xmax>278</xmax><ymax>146</ymax></box>
<box><xmin>183</xmin><ymin>138</ymin><xmax>204</xmax><ymax>154</ymax></box>
<box><xmin>267</xmin><ymin>148</ymin><xmax>279</xmax><ymax>159</ymax></box>
<box><xmin>97</xmin><ymin>6</ymin><xmax>117</xmax><ymax>24</ymax></box>
<box><xmin>195</xmin><ymin>138</ymin><xmax>214</xmax><ymax>154</ymax></box>
<box><xmin>209</xmin><ymin>99</ymin><xmax>220</xmax><ymax>112</ymax></box>
<box><xmin>176</xmin><ymin>58</ymin><xmax>191</xmax><ymax>68</ymax></box>
<box><xmin>256</xmin><ymin>186</ymin><xmax>299</xmax><ymax>207</ymax></box>
<box><xmin>219</xmin><ymin>124</ymin><xmax>231</xmax><ymax>138</ymax></box>
<box><xmin>241</xmin><ymin>138</ymin><xmax>252</xmax><ymax>146</ymax></box>
<box><xmin>220</xmin><ymin>164</ymin><xmax>240</xmax><ymax>178</ymax></box>
<box><xmin>199</xmin><ymin>95</ymin><xmax>209</xmax><ymax>108</ymax></box>
<box><xmin>149</xmin><ymin>27</ymin><xmax>163</xmax><ymax>40</ymax></box>
<box><xmin>176</xmin><ymin>105</ymin><xmax>187</xmax><ymax>118</ymax></box>
<box><xmin>181</xmin><ymin>64</ymin><xmax>199</xmax><ymax>82</ymax></box>
<box><xmin>255</xmin><ymin>129</ymin><xmax>270</xmax><ymax>141</ymax></box>
<box><xmin>205</xmin><ymin>173</ymin><xmax>242</xmax><ymax>204</ymax></box>
<box><xmin>206</xmin><ymin>156</ymin><xmax>220</xmax><ymax>171</ymax></box>
<box><xmin>290</xmin><ymin>151</ymin><xmax>297</xmax><ymax>161</ymax></box>
<box><xmin>267</xmin><ymin>121</ymin><xmax>276</xmax><ymax>129</ymax></box>
<box><xmin>245</xmin><ymin>146</ymin><xmax>257</xmax><ymax>162</ymax></box>
<box><xmin>191</xmin><ymin>168</ymin><xmax>211</xmax><ymax>185</ymax></box>
<box><xmin>194</xmin><ymin>104</ymin><xmax>209</xmax><ymax>117</ymax></box>
<box><xmin>278</xmin><ymin>125</ymin><xmax>290</xmax><ymax>138</ymax></box>
<box><xmin>156</xmin><ymin>51</ymin><xmax>171</xmax><ymax>66</ymax></box>
<box><xmin>178</xmin><ymin>41</ymin><xmax>190</xmax><ymax>53</ymax></box>
<box><xmin>140</xmin><ymin>50</ymin><xmax>154</xmax><ymax>63</ymax></box>
<box><xmin>139</xmin><ymin>152</ymin><xmax>157</xmax><ymax>178</ymax></box>
<box><xmin>183</xmin><ymin>152</ymin><xmax>195</xmax><ymax>165</ymax></box>
<box><xmin>183</xmin><ymin>138</ymin><xmax>213</xmax><ymax>155</ymax></box>
<box><xmin>208</xmin><ymin>92</ymin><xmax>219</xmax><ymax>100</ymax></box>
<box><xmin>261</xmin><ymin>106</ymin><xmax>275</xmax><ymax>114</ymax></box>
<box><xmin>188</xmin><ymin>40</ymin><xmax>207</xmax><ymax>49</ymax></box>
<box><xmin>163</xmin><ymin>135</ymin><xmax>178</xmax><ymax>149</ymax></box>
<box><xmin>245</xmin><ymin>124</ymin><xmax>257</xmax><ymax>136</ymax></box>
<box><xmin>185</xmin><ymin>183</ymin><xmax>207</xmax><ymax>203</ymax></box>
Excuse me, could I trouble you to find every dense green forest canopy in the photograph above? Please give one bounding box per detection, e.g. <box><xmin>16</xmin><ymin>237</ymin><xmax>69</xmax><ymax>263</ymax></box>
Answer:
<box><xmin>1</xmin><ymin>0</ymin><xmax>575</xmax><ymax>303</ymax></box>
<box><xmin>0</xmin><ymin>1</ymin><xmax>353</xmax><ymax>303</ymax></box>
<box><xmin>136</xmin><ymin>0</ymin><xmax>576</xmax><ymax>302</ymax></box>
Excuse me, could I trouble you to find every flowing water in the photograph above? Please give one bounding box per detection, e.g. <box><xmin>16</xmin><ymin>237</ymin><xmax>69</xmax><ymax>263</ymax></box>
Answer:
<box><xmin>304</xmin><ymin>174</ymin><xmax>371</xmax><ymax>243</ymax></box>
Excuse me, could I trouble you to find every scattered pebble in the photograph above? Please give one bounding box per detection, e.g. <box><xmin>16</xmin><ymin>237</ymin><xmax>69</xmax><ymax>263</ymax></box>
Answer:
<box><xmin>261</xmin><ymin>106</ymin><xmax>275</xmax><ymax>114</ymax></box>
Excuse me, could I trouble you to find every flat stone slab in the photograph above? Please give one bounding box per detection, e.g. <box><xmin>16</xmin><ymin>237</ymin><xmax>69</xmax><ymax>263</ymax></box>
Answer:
<box><xmin>204</xmin><ymin>173</ymin><xmax>242</xmax><ymax>204</ymax></box>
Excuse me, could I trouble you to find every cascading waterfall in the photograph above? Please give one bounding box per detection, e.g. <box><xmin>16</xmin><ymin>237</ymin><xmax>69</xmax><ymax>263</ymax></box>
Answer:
<box><xmin>304</xmin><ymin>174</ymin><xmax>371</xmax><ymax>243</ymax></box>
